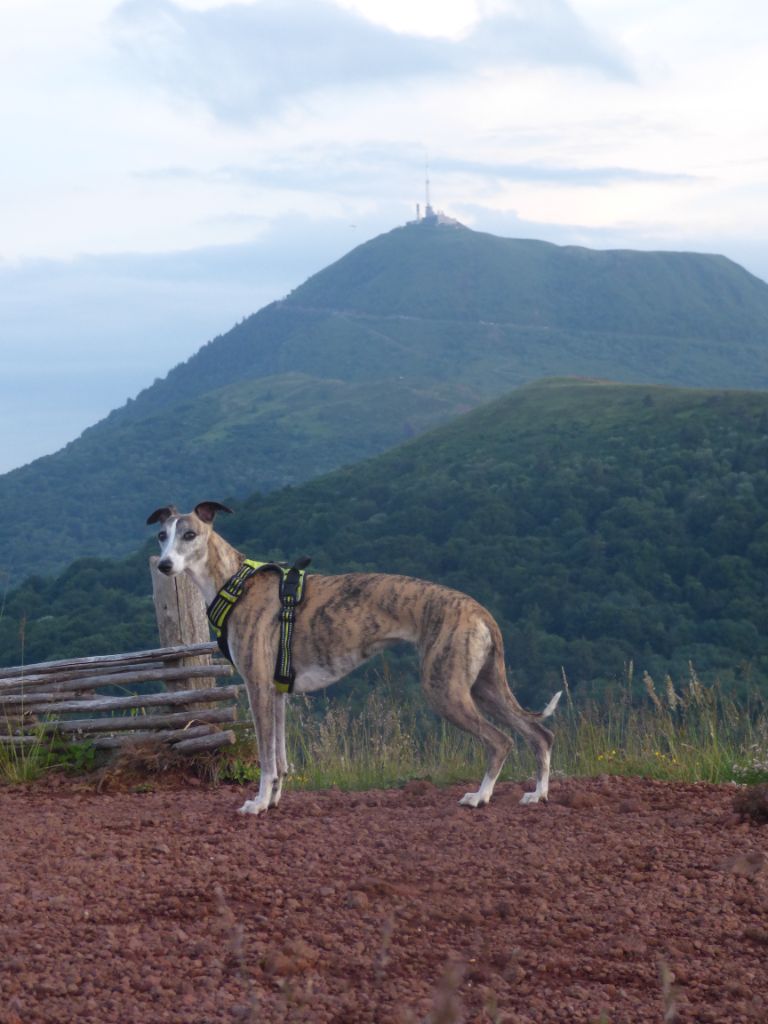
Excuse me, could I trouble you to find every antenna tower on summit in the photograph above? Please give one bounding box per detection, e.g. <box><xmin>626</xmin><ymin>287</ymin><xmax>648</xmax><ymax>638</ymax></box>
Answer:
<box><xmin>409</xmin><ymin>157</ymin><xmax>460</xmax><ymax>227</ymax></box>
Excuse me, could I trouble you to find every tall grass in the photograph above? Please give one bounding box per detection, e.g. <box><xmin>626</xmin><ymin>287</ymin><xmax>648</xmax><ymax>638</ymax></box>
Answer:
<box><xmin>557</xmin><ymin>662</ymin><xmax>768</xmax><ymax>784</ymax></box>
<box><xmin>0</xmin><ymin>731</ymin><xmax>55</xmax><ymax>784</ymax></box>
<box><xmin>0</xmin><ymin>613</ymin><xmax>55</xmax><ymax>784</ymax></box>
<box><xmin>274</xmin><ymin>663</ymin><xmax>768</xmax><ymax>793</ymax></box>
<box><xmin>286</xmin><ymin>688</ymin><xmax>486</xmax><ymax>791</ymax></box>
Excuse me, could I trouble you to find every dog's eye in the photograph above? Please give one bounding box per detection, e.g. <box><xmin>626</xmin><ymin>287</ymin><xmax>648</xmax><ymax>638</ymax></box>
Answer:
<box><xmin>158</xmin><ymin>531</ymin><xmax>167</xmax><ymax>542</ymax></box>
<box><xmin>183</xmin><ymin>531</ymin><xmax>197</xmax><ymax>541</ymax></box>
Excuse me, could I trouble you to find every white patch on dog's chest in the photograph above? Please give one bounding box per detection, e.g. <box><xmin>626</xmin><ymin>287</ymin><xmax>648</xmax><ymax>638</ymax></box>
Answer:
<box><xmin>293</xmin><ymin>654</ymin><xmax>363</xmax><ymax>694</ymax></box>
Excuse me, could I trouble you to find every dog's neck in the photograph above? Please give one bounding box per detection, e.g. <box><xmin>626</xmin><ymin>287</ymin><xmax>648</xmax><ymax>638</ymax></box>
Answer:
<box><xmin>186</xmin><ymin>529</ymin><xmax>244</xmax><ymax>606</ymax></box>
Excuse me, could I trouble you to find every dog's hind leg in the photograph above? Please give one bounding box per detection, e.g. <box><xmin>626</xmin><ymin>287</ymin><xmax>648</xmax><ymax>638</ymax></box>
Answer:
<box><xmin>430</xmin><ymin>687</ymin><xmax>513</xmax><ymax>807</ymax></box>
<box><xmin>459</xmin><ymin>727</ymin><xmax>512</xmax><ymax>809</ymax></box>
<box><xmin>471</xmin><ymin>655</ymin><xmax>557</xmax><ymax>805</ymax></box>
<box><xmin>420</xmin><ymin>625</ymin><xmax>512</xmax><ymax>808</ymax></box>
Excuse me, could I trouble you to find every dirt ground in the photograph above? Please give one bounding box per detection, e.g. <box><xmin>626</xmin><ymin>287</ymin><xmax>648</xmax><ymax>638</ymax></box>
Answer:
<box><xmin>1</xmin><ymin>773</ymin><xmax>767</xmax><ymax>1024</ymax></box>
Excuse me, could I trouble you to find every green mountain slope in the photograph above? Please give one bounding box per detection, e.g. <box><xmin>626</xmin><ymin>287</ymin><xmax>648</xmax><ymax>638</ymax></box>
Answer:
<box><xmin>289</xmin><ymin>226</ymin><xmax>768</xmax><ymax>336</ymax></box>
<box><xmin>4</xmin><ymin>379</ymin><xmax>768</xmax><ymax>706</ymax></box>
<box><xmin>113</xmin><ymin>224</ymin><xmax>768</xmax><ymax>422</ymax></box>
<box><xmin>3</xmin><ymin>221</ymin><xmax>768</xmax><ymax>580</ymax></box>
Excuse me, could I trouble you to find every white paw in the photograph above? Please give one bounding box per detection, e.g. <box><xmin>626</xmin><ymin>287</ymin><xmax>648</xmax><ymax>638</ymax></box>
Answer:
<box><xmin>238</xmin><ymin>799</ymin><xmax>269</xmax><ymax>816</ymax></box>
<box><xmin>520</xmin><ymin>791</ymin><xmax>545</xmax><ymax>805</ymax></box>
<box><xmin>459</xmin><ymin>791</ymin><xmax>486</xmax><ymax>808</ymax></box>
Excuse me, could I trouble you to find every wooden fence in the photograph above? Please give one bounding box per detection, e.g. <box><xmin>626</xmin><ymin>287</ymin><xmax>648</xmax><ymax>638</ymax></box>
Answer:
<box><xmin>0</xmin><ymin>559</ymin><xmax>245</xmax><ymax>756</ymax></box>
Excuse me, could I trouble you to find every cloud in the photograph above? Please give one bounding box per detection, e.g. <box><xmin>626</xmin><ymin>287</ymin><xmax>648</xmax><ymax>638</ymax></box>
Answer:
<box><xmin>434</xmin><ymin>155</ymin><xmax>695</xmax><ymax>187</ymax></box>
<box><xmin>137</xmin><ymin>141</ymin><xmax>688</xmax><ymax>204</ymax></box>
<box><xmin>111</xmin><ymin>0</ymin><xmax>633</xmax><ymax>121</ymax></box>
<box><xmin>465</xmin><ymin>0</ymin><xmax>632</xmax><ymax>80</ymax></box>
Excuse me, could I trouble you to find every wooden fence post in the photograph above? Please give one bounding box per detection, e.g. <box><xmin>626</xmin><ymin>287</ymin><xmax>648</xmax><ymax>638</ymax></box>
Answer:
<box><xmin>150</xmin><ymin>556</ymin><xmax>216</xmax><ymax>692</ymax></box>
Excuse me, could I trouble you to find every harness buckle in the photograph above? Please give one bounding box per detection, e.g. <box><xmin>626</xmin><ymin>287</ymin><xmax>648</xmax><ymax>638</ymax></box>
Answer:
<box><xmin>280</xmin><ymin>557</ymin><xmax>311</xmax><ymax>605</ymax></box>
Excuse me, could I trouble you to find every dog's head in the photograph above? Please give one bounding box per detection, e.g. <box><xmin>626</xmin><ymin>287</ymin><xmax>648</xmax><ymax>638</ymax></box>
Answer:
<box><xmin>146</xmin><ymin>501</ymin><xmax>232</xmax><ymax>576</ymax></box>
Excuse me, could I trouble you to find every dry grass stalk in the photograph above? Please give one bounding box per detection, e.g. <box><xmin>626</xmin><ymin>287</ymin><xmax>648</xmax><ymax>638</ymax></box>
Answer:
<box><xmin>664</xmin><ymin>676</ymin><xmax>680</xmax><ymax>711</ymax></box>
<box><xmin>374</xmin><ymin>913</ymin><xmax>395</xmax><ymax>984</ymax></box>
<box><xmin>686</xmin><ymin>662</ymin><xmax>706</xmax><ymax>706</ymax></box>
<box><xmin>643</xmin><ymin>672</ymin><xmax>662</xmax><ymax>712</ymax></box>
<box><xmin>561</xmin><ymin>666</ymin><xmax>573</xmax><ymax>709</ymax></box>
<box><xmin>423</xmin><ymin>960</ymin><xmax>466</xmax><ymax>1024</ymax></box>
<box><xmin>659</xmin><ymin>960</ymin><xmax>681</xmax><ymax>1023</ymax></box>
<box><xmin>213</xmin><ymin>884</ymin><xmax>262</xmax><ymax>1022</ymax></box>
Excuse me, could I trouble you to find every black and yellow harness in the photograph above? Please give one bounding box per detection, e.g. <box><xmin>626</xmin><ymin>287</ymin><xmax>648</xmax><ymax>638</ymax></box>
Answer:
<box><xmin>207</xmin><ymin>557</ymin><xmax>311</xmax><ymax>693</ymax></box>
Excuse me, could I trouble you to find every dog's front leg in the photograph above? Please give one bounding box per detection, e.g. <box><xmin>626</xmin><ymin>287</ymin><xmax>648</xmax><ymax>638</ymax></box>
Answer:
<box><xmin>270</xmin><ymin>692</ymin><xmax>289</xmax><ymax>808</ymax></box>
<box><xmin>239</xmin><ymin>679</ymin><xmax>278</xmax><ymax>816</ymax></box>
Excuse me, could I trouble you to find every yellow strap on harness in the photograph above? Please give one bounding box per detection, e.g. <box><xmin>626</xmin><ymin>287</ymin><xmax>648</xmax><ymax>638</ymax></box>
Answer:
<box><xmin>207</xmin><ymin>557</ymin><xmax>310</xmax><ymax>692</ymax></box>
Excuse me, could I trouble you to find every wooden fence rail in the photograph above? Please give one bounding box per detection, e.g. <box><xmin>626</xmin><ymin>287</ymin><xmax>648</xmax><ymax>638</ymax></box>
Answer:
<box><xmin>0</xmin><ymin>561</ymin><xmax>246</xmax><ymax>757</ymax></box>
<box><xmin>0</xmin><ymin>641</ymin><xmax>219</xmax><ymax>681</ymax></box>
<box><xmin>0</xmin><ymin>646</ymin><xmax>243</xmax><ymax>755</ymax></box>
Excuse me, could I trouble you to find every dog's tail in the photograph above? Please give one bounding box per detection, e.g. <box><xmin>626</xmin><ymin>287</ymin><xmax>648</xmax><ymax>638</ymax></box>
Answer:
<box><xmin>485</xmin><ymin>617</ymin><xmax>563</xmax><ymax>722</ymax></box>
<box><xmin>537</xmin><ymin>690</ymin><xmax>562</xmax><ymax>720</ymax></box>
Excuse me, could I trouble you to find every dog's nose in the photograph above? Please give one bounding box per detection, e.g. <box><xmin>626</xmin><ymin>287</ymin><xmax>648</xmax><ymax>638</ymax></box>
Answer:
<box><xmin>157</xmin><ymin>559</ymin><xmax>174</xmax><ymax>575</ymax></box>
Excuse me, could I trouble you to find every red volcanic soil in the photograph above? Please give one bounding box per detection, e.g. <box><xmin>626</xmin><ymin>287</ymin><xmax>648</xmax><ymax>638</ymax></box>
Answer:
<box><xmin>1</xmin><ymin>774</ymin><xmax>767</xmax><ymax>1024</ymax></box>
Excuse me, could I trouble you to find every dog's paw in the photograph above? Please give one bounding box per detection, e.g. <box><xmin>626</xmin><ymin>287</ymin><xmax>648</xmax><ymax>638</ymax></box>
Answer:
<box><xmin>520</xmin><ymin>791</ymin><xmax>546</xmax><ymax>805</ymax></box>
<box><xmin>238</xmin><ymin>799</ymin><xmax>269</xmax><ymax>816</ymax></box>
<box><xmin>459</xmin><ymin>791</ymin><xmax>487</xmax><ymax>808</ymax></box>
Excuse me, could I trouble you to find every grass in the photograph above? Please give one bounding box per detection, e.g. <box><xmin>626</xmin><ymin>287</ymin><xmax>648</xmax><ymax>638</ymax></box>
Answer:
<box><xmin>286</xmin><ymin>688</ymin><xmax>486</xmax><ymax>792</ymax></box>
<box><xmin>0</xmin><ymin>609</ymin><xmax>98</xmax><ymax>782</ymax></box>
<box><xmin>0</xmin><ymin>724</ymin><xmax>58</xmax><ymax>784</ymax></box>
<box><xmin>201</xmin><ymin>663</ymin><xmax>768</xmax><ymax>796</ymax></box>
<box><xmin>0</xmin><ymin>612</ymin><xmax>57</xmax><ymax>783</ymax></box>
<box><xmin>280</xmin><ymin>663</ymin><xmax>768</xmax><ymax>793</ymax></box>
<box><xmin>557</xmin><ymin>663</ymin><xmax>768</xmax><ymax>785</ymax></box>
<box><xmin>197</xmin><ymin>688</ymin><xmax>483</xmax><ymax>792</ymax></box>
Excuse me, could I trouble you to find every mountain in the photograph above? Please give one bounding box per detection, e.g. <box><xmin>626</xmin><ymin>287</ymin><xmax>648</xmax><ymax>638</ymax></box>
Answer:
<box><xmin>4</xmin><ymin>220</ymin><xmax>768</xmax><ymax>580</ymax></box>
<box><xmin>4</xmin><ymin>379</ymin><xmax>768</xmax><ymax>706</ymax></box>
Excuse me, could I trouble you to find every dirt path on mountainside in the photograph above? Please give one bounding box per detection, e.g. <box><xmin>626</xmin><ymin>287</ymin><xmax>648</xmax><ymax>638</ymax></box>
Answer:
<box><xmin>1</xmin><ymin>774</ymin><xmax>767</xmax><ymax>1024</ymax></box>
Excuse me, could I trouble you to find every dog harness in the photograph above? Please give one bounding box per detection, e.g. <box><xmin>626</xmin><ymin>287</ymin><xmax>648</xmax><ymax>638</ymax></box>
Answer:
<box><xmin>207</xmin><ymin>557</ymin><xmax>311</xmax><ymax>693</ymax></box>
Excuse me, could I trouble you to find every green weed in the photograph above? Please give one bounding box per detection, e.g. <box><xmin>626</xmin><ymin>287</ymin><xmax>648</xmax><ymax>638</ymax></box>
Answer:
<box><xmin>0</xmin><ymin>615</ymin><xmax>56</xmax><ymax>784</ymax></box>
<box><xmin>0</xmin><ymin>727</ymin><xmax>57</xmax><ymax>784</ymax></box>
<box><xmin>57</xmin><ymin>739</ymin><xmax>98</xmax><ymax>774</ymax></box>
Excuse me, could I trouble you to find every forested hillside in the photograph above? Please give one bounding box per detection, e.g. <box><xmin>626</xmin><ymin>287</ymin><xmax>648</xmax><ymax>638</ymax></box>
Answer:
<box><xmin>4</xmin><ymin>221</ymin><xmax>768</xmax><ymax>580</ymax></box>
<box><xmin>3</xmin><ymin>379</ymin><xmax>768</xmax><ymax>707</ymax></box>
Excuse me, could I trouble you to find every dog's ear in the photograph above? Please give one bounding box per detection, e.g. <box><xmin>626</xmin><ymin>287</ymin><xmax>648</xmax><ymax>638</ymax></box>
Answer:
<box><xmin>194</xmin><ymin>501</ymin><xmax>234</xmax><ymax>524</ymax></box>
<box><xmin>146</xmin><ymin>505</ymin><xmax>178</xmax><ymax>526</ymax></box>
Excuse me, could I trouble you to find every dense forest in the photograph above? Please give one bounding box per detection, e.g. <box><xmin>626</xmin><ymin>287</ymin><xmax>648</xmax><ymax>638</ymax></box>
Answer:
<box><xmin>3</xmin><ymin>379</ymin><xmax>768</xmax><ymax>708</ymax></box>
<box><xmin>4</xmin><ymin>222</ymin><xmax>768</xmax><ymax>580</ymax></box>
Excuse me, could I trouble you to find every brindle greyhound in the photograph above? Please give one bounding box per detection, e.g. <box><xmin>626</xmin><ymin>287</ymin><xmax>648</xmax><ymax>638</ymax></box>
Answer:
<box><xmin>147</xmin><ymin>502</ymin><xmax>561</xmax><ymax>816</ymax></box>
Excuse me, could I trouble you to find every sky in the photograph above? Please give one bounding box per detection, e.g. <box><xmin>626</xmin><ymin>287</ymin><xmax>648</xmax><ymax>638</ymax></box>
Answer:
<box><xmin>1</xmin><ymin>0</ymin><xmax>768</xmax><ymax>473</ymax></box>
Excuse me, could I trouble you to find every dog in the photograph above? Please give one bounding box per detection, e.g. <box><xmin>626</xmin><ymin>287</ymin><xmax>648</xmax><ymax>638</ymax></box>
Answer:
<box><xmin>147</xmin><ymin>501</ymin><xmax>561</xmax><ymax>815</ymax></box>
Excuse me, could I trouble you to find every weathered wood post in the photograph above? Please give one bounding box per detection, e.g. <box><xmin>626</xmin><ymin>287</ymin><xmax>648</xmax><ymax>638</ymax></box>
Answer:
<box><xmin>149</xmin><ymin>556</ymin><xmax>216</xmax><ymax>692</ymax></box>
